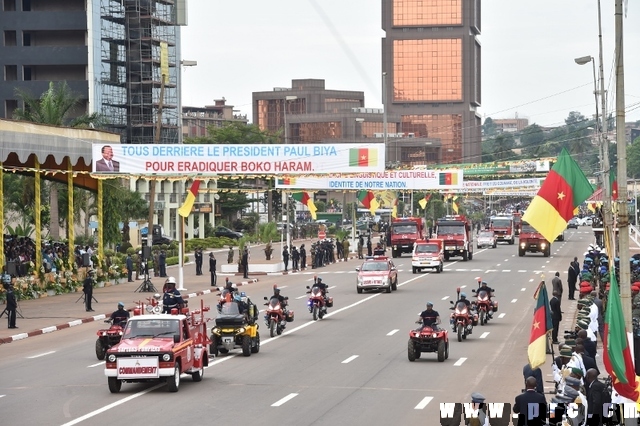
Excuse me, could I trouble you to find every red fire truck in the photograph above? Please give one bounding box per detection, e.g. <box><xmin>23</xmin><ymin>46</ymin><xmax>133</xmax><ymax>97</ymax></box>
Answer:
<box><xmin>104</xmin><ymin>299</ymin><xmax>211</xmax><ymax>393</ymax></box>
<box><xmin>512</xmin><ymin>212</ymin><xmax>522</xmax><ymax>236</ymax></box>
<box><xmin>390</xmin><ymin>217</ymin><xmax>425</xmax><ymax>258</ymax></box>
<box><xmin>435</xmin><ymin>215</ymin><xmax>474</xmax><ymax>261</ymax></box>
<box><xmin>489</xmin><ymin>215</ymin><xmax>515</xmax><ymax>245</ymax></box>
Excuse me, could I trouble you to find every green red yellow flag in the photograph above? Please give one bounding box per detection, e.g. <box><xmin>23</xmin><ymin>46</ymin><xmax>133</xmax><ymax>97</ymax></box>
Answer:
<box><xmin>452</xmin><ymin>196</ymin><xmax>459</xmax><ymax>214</ymax></box>
<box><xmin>291</xmin><ymin>192</ymin><xmax>317</xmax><ymax>220</ymax></box>
<box><xmin>439</xmin><ymin>172</ymin><xmax>458</xmax><ymax>185</ymax></box>
<box><xmin>603</xmin><ymin>266</ymin><xmax>640</xmax><ymax>401</ymax></box>
<box><xmin>522</xmin><ymin>148</ymin><xmax>593</xmax><ymax>242</ymax></box>
<box><xmin>418</xmin><ymin>193</ymin><xmax>431</xmax><ymax>210</ymax></box>
<box><xmin>357</xmin><ymin>190</ymin><xmax>379</xmax><ymax>214</ymax></box>
<box><xmin>349</xmin><ymin>148</ymin><xmax>378</xmax><ymax>167</ymax></box>
<box><xmin>178</xmin><ymin>180</ymin><xmax>201</xmax><ymax>217</ymax></box>
<box><xmin>527</xmin><ymin>281</ymin><xmax>553</xmax><ymax>369</ymax></box>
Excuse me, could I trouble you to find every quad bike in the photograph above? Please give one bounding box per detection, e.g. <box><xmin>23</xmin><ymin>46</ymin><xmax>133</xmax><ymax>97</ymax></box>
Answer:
<box><xmin>95</xmin><ymin>319</ymin><xmax>124</xmax><ymax>360</ymax></box>
<box><xmin>210</xmin><ymin>301</ymin><xmax>260</xmax><ymax>357</ymax></box>
<box><xmin>408</xmin><ymin>321</ymin><xmax>449</xmax><ymax>362</ymax></box>
<box><xmin>263</xmin><ymin>296</ymin><xmax>294</xmax><ymax>337</ymax></box>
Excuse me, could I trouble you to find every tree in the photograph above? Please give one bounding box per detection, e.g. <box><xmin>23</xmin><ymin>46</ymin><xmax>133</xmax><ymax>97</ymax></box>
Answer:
<box><xmin>12</xmin><ymin>81</ymin><xmax>103</xmax><ymax>240</ymax></box>
<box><xmin>627</xmin><ymin>138</ymin><xmax>640</xmax><ymax>179</ymax></box>
<box><xmin>483</xmin><ymin>117</ymin><xmax>498</xmax><ymax>137</ymax></box>
<box><xmin>520</xmin><ymin>124</ymin><xmax>545</xmax><ymax>148</ymax></box>
<box><xmin>490</xmin><ymin>133</ymin><xmax>516</xmax><ymax>161</ymax></box>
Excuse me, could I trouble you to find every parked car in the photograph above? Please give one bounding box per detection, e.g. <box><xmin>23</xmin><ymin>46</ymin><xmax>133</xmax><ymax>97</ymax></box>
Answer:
<box><xmin>567</xmin><ymin>218</ymin><xmax>579</xmax><ymax>229</ymax></box>
<box><xmin>477</xmin><ymin>230</ymin><xmax>497</xmax><ymax>249</ymax></box>
<box><xmin>214</xmin><ymin>226</ymin><xmax>243</xmax><ymax>240</ymax></box>
<box><xmin>577</xmin><ymin>216</ymin><xmax>593</xmax><ymax>226</ymax></box>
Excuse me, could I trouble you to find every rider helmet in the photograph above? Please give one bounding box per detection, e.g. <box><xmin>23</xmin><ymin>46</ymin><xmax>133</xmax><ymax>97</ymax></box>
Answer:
<box><xmin>274</xmin><ymin>288</ymin><xmax>280</xmax><ymax>294</ymax></box>
<box><xmin>426</xmin><ymin>302</ymin><xmax>433</xmax><ymax>308</ymax></box>
<box><xmin>233</xmin><ymin>294</ymin><xmax>242</xmax><ymax>303</ymax></box>
<box><xmin>460</xmin><ymin>292</ymin><xmax>467</xmax><ymax>299</ymax></box>
<box><xmin>118</xmin><ymin>302</ymin><xmax>125</xmax><ymax>308</ymax></box>
<box><xmin>316</xmin><ymin>277</ymin><xmax>323</xmax><ymax>283</ymax></box>
<box><xmin>165</xmin><ymin>276</ymin><xmax>176</xmax><ymax>285</ymax></box>
<box><xmin>599</xmin><ymin>266</ymin><xmax>607</xmax><ymax>274</ymax></box>
<box><xmin>2</xmin><ymin>274</ymin><xmax>10</xmax><ymax>285</ymax></box>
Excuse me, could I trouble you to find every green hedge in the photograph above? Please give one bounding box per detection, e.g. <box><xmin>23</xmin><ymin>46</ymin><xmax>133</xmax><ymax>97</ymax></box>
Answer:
<box><xmin>184</xmin><ymin>236</ymin><xmax>238</xmax><ymax>253</ymax></box>
<box><xmin>166</xmin><ymin>255</ymin><xmax>190</xmax><ymax>266</ymax></box>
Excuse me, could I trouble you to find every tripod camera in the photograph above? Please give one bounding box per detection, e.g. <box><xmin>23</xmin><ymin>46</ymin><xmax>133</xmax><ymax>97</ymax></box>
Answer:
<box><xmin>135</xmin><ymin>258</ymin><xmax>157</xmax><ymax>293</ymax></box>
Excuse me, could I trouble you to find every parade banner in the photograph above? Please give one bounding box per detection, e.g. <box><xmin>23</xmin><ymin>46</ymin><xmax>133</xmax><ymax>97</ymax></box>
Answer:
<box><xmin>422</xmin><ymin>159</ymin><xmax>552</xmax><ymax>176</ymax></box>
<box><xmin>275</xmin><ymin>170</ymin><xmax>464</xmax><ymax>190</ymax></box>
<box><xmin>462</xmin><ymin>178</ymin><xmax>541</xmax><ymax>189</ymax></box>
<box><xmin>92</xmin><ymin>143</ymin><xmax>386</xmax><ymax>175</ymax></box>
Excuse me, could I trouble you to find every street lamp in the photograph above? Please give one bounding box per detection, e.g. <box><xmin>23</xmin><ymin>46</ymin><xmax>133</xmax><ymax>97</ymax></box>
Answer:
<box><xmin>282</xmin><ymin>95</ymin><xmax>297</xmax><ymax>252</ymax></box>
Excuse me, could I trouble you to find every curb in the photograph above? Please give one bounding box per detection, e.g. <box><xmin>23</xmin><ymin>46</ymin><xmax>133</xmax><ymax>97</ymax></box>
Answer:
<box><xmin>0</xmin><ymin>279</ymin><xmax>260</xmax><ymax>345</ymax></box>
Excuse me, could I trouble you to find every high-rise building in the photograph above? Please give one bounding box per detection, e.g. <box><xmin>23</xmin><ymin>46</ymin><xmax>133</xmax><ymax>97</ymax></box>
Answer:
<box><xmin>0</xmin><ymin>0</ymin><xmax>186</xmax><ymax>145</ymax></box>
<box><xmin>382</xmin><ymin>0</ymin><xmax>482</xmax><ymax>165</ymax></box>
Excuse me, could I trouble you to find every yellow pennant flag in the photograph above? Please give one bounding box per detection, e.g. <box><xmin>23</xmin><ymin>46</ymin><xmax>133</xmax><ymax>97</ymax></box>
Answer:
<box><xmin>452</xmin><ymin>196</ymin><xmax>459</xmax><ymax>214</ymax></box>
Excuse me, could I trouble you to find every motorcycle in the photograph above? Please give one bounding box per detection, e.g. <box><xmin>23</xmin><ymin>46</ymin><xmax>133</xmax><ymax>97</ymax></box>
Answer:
<box><xmin>95</xmin><ymin>319</ymin><xmax>124</xmax><ymax>360</ymax></box>
<box><xmin>306</xmin><ymin>285</ymin><xmax>333</xmax><ymax>320</ymax></box>
<box><xmin>408</xmin><ymin>320</ymin><xmax>449</xmax><ymax>362</ymax></box>
<box><xmin>263</xmin><ymin>296</ymin><xmax>294</xmax><ymax>337</ymax></box>
<box><xmin>472</xmin><ymin>287</ymin><xmax>497</xmax><ymax>326</ymax></box>
<box><xmin>449</xmin><ymin>288</ymin><xmax>476</xmax><ymax>342</ymax></box>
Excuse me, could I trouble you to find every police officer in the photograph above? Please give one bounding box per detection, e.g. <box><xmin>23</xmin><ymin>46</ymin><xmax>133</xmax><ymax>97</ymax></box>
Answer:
<box><xmin>3</xmin><ymin>274</ymin><xmax>17</xmax><ymax>329</ymax></box>
<box><xmin>453</xmin><ymin>292</ymin><xmax>472</xmax><ymax>309</ymax></box>
<box><xmin>162</xmin><ymin>277</ymin><xmax>184</xmax><ymax>313</ymax></box>
<box><xmin>209</xmin><ymin>252</ymin><xmax>217</xmax><ymax>287</ymax></box>
<box><xmin>417</xmin><ymin>302</ymin><xmax>440</xmax><ymax>330</ymax></box>
<box><xmin>109</xmin><ymin>302</ymin><xmax>130</xmax><ymax>327</ymax></box>
<box><xmin>83</xmin><ymin>270</ymin><xmax>95</xmax><ymax>312</ymax></box>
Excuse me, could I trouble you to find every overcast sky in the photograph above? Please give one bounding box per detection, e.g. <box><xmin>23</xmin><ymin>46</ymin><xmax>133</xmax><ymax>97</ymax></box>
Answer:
<box><xmin>180</xmin><ymin>0</ymin><xmax>639</xmax><ymax>128</ymax></box>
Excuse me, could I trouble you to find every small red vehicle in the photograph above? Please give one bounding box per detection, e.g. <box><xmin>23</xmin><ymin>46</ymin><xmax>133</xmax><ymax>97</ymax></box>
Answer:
<box><xmin>306</xmin><ymin>285</ymin><xmax>332</xmax><ymax>321</ymax></box>
<box><xmin>408</xmin><ymin>323</ymin><xmax>449</xmax><ymax>362</ymax></box>
<box><xmin>95</xmin><ymin>320</ymin><xmax>124</xmax><ymax>360</ymax></box>
<box><xmin>355</xmin><ymin>256</ymin><xmax>398</xmax><ymax>293</ymax></box>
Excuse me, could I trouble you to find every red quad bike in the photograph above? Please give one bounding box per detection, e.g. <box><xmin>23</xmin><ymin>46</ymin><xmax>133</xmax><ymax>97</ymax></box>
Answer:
<box><xmin>306</xmin><ymin>285</ymin><xmax>333</xmax><ymax>321</ymax></box>
<box><xmin>449</xmin><ymin>287</ymin><xmax>477</xmax><ymax>342</ymax></box>
<box><xmin>263</xmin><ymin>296</ymin><xmax>294</xmax><ymax>337</ymax></box>
<box><xmin>408</xmin><ymin>321</ymin><xmax>449</xmax><ymax>362</ymax></box>
<box><xmin>95</xmin><ymin>319</ymin><xmax>124</xmax><ymax>360</ymax></box>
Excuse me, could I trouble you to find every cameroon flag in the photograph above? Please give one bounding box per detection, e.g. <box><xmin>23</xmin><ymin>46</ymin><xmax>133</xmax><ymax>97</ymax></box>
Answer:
<box><xmin>418</xmin><ymin>193</ymin><xmax>431</xmax><ymax>210</ymax></box>
<box><xmin>349</xmin><ymin>148</ymin><xmax>377</xmax><ymax>167</ymax></box>
<box><xmin>357</xmin><ymin>190</ymin><xmax>379</xmax><ymax>214</ymax></box>
<box><xmin>291</xmin><ymin>192</ymin><xmax>317</xmax><ymax>220</ymax></box>
<box><xmin>178</xmin><ymin>180</ymin><xmax>201</xmax><ymax>217</ymax></box>
<box><xmin>527</xmin><ymin>281</ymin><xmax>553</xmax><ymax>369</ymax></box>
<box><xmin>522</xmin><ymin>148</ymin><xmax>593</xmax><ymax>242</ymax></box>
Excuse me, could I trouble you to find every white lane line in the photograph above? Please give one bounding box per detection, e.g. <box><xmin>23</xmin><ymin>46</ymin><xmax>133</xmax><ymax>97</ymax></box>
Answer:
<box><xmin>479</xmin><ymin>332</ymin><xmax>490</xmax><ymax>339</ymax></box>
<box><xmin>442</xmin><ymin>296</ymin><xmax>450</xmax><ymax>300</ymax></box>
<box><xmin>521</xmin><ymin>288</ymin><xmax>526</xmax><ymax>291</ymax></box>
<box><xmin>87</xmin><ymin>361</ymin><xmax>105</xmax><ymax>368</ymax></box>
<box><xmin>278</xmin><ymin>286</ymin><xmax>288</xmax><ymax>289</ymax></box>
<box><xmin>485</xmin><ymin>269</ymin><xmax>496</xmax><ymax>273</ymax></box>
<box><xmin>502</xmin><ymin>270</ymin><xmax>511</xmax><ymax>272</ymax></box>
<box><xmin>387</xmin><ymin>329</ymin><xmax>399</xmax><ymax>336</ymax></box>
<box><xmin>460</xmin><ymin>285</ymin><xmax>467</xmax><ymax>289</ymax></box>
<box><xmin>529</xmin><ymin>279</ymin><xmax>534</xmax><ymax>282</ymax></box>
<box><xmin>27</xmin><ymin>351</ymin><xmax>55</xmax><ymax>359</ymax></box>
<box><xmin>414</xmin><ymin>396</ymin><xmax>434</xmax><ymax>410</ymax></box>
<box><xmin>471</xmin><ymin>269</ymin><xmax>483</xmax><ymax>272</ymax></box>
<box><xmin>546</xmin><ymin>260</ymin><xmax>550</xmax><ymax>263</ymax></box>
<box><xmin>328</xmin><ymin>286</ymin><xmax>337</xmax><ymax>289</ymax></box>
<box><xmin>453</xmin><ymin>357</ymin><xmax>467</xmax><ymax>366</ymax></box>
<box><xmin>0</xmin><ymin>395</ymin><xmax>4</xmax><ymax>398</ymax></box>
<box><xmin>295</xmin><ymin>295</ymin><xmax>307</xmax><ymax>300</ymax></box>
<box><xmin>498</xmin><ymin>313</ymin><xmax>506</xmax><ymax>319</ymax></box>
<box><xmin>518</xmin><ymin>270</ymin><xmax>527</xmax><ymax>273</ymax></box>
<box><xmin>271</xmin><ymin>393</ymin><xmax>299</xmax><ymax>407</ymax></box>
<box><xmin>342</xmin><ymin>355</ymin><xmax>359</xmax><ymax>364</ymax></box>
<box><xmin>511</xmin><ymin>299</ymin><xmax>518</xmax><ymax>303</ymax></box>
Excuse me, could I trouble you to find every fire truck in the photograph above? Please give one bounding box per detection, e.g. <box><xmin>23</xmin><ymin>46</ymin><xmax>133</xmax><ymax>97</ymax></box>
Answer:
<box><xmin>389</xmin><ymin>217</ymin><xmax>425</xmax><ymax>258</ymax></box>
<box><xmin>104</xmin><ymin>298</ymin><xmax>211</xmax><ymax>393</ymax></box>
<box><xmin>512</xmin><ymin>212</ymin><xmax>522</xmax><ymax>236</ymax></box>
<box><xmin>435</xmin><ymin>215</ymin><xmax>474</xmax><ymax>261</ymax></box>
<box><xmin>518</xmin><ymin>221</ymin><xmax>550</xmax><ymax>257</ymax></box>
<box><xmin>489</xmin><ymin>215</ymin><xmax>515</xmax><ymax>244</ymax></box>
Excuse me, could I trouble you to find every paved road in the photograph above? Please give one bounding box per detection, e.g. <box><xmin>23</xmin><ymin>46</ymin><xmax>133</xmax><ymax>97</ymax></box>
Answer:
<box><xmin>0</xmin><ymin>229</ymin><xmax>592</xmax><ymax>425</ymax></box>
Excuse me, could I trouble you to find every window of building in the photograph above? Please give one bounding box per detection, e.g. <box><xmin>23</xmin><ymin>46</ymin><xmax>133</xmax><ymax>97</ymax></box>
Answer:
<box><xmin>393</xmin><ymin>0</ymin><xmax>461</xmax><ymax>26</ymax></box>
<box><xmin>21</xmin><ymin>0</ymin><xmax>29</xmax><ymax>11</ymax></box>
<box><xmin>298</xmin><ymin>122</ymin><xmax>342</xmax><ymax>143</ymax></box>
<box><xmin>4</xmin><ymin>30</ymin><xmax>16</xmax><ymax>46</ymax></box>
<box><xmin>4</xmin><ymin>100</ymin><xmax>17</xmax><ymax>118</ymax></box>
<box><xmin>23</xmin><ymin>66</ymin><xmax>32</xmax><ymax>81</ymax></box>
<box><xmin>5</xmin><ymin>65</ymin><xmax>17</xmax><ymax>80</ymax></box>
<box><xmin>393</xmin><ymin>39</ymin><xmax>462</xmax><ymax>102</ymax></box>
<box><xmin>3</xmin><ymin>0</ymin><xmax>16</xmax><ymax>11</ymax></box>
<box><xmin>22</xmin><ymin>32</ymin><xmax>30</xmax><ymax>46</ymax></box>
<box><xmin>401</xmin><ymin>114</ymin><xmax>462</xmax><ymax>164</ymax></box>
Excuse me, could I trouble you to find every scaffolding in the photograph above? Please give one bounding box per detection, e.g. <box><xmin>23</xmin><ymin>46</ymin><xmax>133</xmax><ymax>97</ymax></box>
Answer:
<box><xmin>100</xmin><ymin>0</ymin><xmax>179</xmax><ymax>144</ymax></box>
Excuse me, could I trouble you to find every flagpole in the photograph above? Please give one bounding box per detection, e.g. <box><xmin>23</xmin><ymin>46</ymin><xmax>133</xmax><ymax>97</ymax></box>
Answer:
<box><xmin>177</xmin><ymin>215</ymin><xmax>186</xmax><ymax>291</ymax></box>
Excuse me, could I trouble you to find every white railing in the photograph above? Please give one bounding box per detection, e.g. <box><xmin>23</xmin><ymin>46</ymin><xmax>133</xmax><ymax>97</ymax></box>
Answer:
<box><xmin>630</xmin><ymin>224</ymin><xmax>640</xmax><ymax>248</ymax></box>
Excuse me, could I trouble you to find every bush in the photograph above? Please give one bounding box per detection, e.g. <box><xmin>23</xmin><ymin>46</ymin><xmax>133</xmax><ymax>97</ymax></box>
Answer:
<box><xmin>119</xmin><ymin>242</ymin><xmax>132</xmax><ymax>253</ymax></box>
<box><xmin>166</xmin><ymin>255</ymin><xmax>190</xmax><ymax>266</ymax></box>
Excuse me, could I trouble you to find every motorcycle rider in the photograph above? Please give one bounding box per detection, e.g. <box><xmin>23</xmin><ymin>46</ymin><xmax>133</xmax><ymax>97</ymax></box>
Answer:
<box><xmin>109</xmin><ymin>302</ymin><xmax>130</xmax><ymax>327</ymax></box>
<box><xmin>162</xmin><ymin>277</ymin><xmax>184</xmax><ymax>314</ymax></box>
<box><xmin>476</xmin><ymin>279</ymin><xmax>495</xmax><ymax>319</ymax></box>
<box><xmin>265</xmin><ymin>285</ymin><xmax>289</xmax><ymax>323</ymax></box>
<box><xmin>417</xmin><ymin>302</ymin><xmax>440</xmax><ymax>331</ymax></box>
<box><xmin>309</xmin><ymin>277</ymin><xmax>329</xmax><ymax>310</ymax></box>
<box><xmin>450</xmin><ymin>292</ymin><xmax>474</xmax><ymax>330</ymax></box>
<box><xmin>373</xmin><ymin>242</ymin><xmax>385</xmax><ymax>256</ymax></box>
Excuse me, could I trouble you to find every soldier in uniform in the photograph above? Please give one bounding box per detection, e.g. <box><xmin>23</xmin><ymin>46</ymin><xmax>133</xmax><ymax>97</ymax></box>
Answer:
<box><xmin>227</xmin><ymin>246</ymin><xmax>234</xmax><ymax>264</ymax></box>
<box><xmin>342</xmin><ymin>237</ymin><xmax>350</xmax><ymax>262</ymax></box>
<box><xmin>299</xmin><ymin>244</ymin><xmax>307</xmax><ymax>270</ymax></box>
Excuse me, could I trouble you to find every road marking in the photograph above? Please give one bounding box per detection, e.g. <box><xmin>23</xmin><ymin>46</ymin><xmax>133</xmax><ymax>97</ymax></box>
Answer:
<box><xmin>453</xmin><ymin>357</ymin><xmax>467</xmax><ymax>366</ymax></box>
<box><xmin>456</xmin><ymin>269</ymin><xmax>469</xmax><ymax>272</ymax></box>
<box><xmin>342</xmin><ymin>355</ymin><xmax>359</xmax><ymax>364</ymax></box>
<box><xmin>502</xmin><ymin>270</ymin><xmax>511</xmax><ymax>272</ymax></box>
<box><xmin>278</xmin><ymin>285</ymin><xmax>288</xmax><ymax>289</ymax></box>
<box><xmin>471</xmin><ymin>269</ymin><xmax>483</xmax><ymax>272</ymax></box>
<box><xmin>442</xmin><ymin>296</ymin><xmax>450</xmax><ymax>300</ymax></box>
<box><xmin>87</xmin><ymin>361</ymin><xmax>105</xmax><ymax>368</ymax></box>
<box><xmin>387</xmin><ymin>329</ymin><xmax>399</xmax><ymax>336</ymax></box>
<box><xmin>546</xmin><ymin>260</ymin><xmax>550</xmax><ymax>263</ymax></box>
<box><xmin>27</xmin><ymin>351</ymin><xmax>55</xmax><ymax>359</ymax></box>
<box><xmin>479</xmin><ymin>332</ymin><xmax>490</xmax><ymax>339</ymax></box>
<box><xmin>485</xmin><ymin>269</ymin><xmax>496</xmax><ymax>273</ymax></box>
<box><xmin>498</xmin><ymin>313</ymin><xmax>506</xmax><ymax>319</ymax></box>
<box><xmin>496</xmin><ymin>264</ymin><xmax>501</xmax><ymax>267</ymax></box>
<box><xmin>328</xmin><ymin>286</ymin><xmax>337</xmax><ymax>289</ymax></box>
<box><xmin>521</xmin><ymin>288</ymin><xmax>526</xmax><ymax>291</ymax></box>
<box><xmin>0</xmin><ymin>395</ymin><xmax>4</xmax><ymax>398</ymax></box>
<box><xmin>414</xmin><ymin>396</ymin><xmax>434</xmax><ymax>410</ymax></box>
<box><xmin>460</xmin><ymin>285</ymin><xmax>467</xmax><ymax>289</ymax></box>
<box><xmin>511</xmin><ymin>299</ymin><xmax>518</xmax><ymax>303</ymax></box>
<box><xmin>518</xmin><ymin>270</ymin><xmax>527</xmax><ymax>273</ymax></box>
<box><xmin>272</xmin><ymin>393</ymin><xmax>299</xmax><ymax>407</ymax></box>
<box><xmin>295</xmin><ymin>295</ymin><xmax>307</xmax><ymax>299</ymax></box>
<box><xmin>541</xmin><ymin>266</ymin><xmax>546</xmax><ymax>268</ymax></box>
<box><xmin>529</xmin><ymin>279</ymin><xmax>534</xmax><ymax>282</ymax></box>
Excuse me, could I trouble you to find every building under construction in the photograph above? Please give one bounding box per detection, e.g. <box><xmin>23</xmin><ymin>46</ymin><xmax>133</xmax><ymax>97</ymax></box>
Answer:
<box><xmin>0</xmin><ymin>0</ymin><xmax>185</xmax><ymax>145</ymax></box>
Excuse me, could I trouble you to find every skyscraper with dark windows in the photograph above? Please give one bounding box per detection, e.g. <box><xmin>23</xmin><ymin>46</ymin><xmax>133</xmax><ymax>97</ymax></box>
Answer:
<box><xmin>382</xmin><ymin>0</ymin><xmax>481</xmax><ymax>165</ymax></box>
